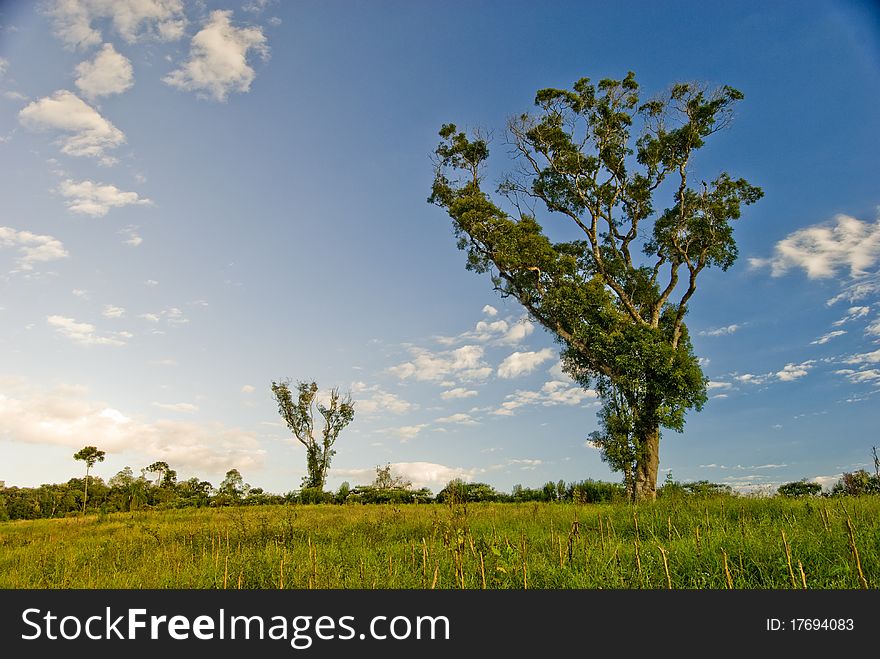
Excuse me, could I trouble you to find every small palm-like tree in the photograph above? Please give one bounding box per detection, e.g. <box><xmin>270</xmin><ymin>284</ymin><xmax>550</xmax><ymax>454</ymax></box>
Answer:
<box><xmin>73</xmin><ymin>445</ymin><xmax>105</xmax><ymax>514</ymax></box>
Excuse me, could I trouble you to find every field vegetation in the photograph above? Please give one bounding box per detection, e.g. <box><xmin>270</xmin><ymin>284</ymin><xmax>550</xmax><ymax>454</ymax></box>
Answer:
<box><xmin>1</xmin><ymin>492</ymin><xmax>877</xmax><ymax>589</ymax></box>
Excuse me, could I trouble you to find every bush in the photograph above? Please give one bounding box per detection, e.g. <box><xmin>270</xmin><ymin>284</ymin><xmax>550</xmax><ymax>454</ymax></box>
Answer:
<box><xmin>777</xmin><ymin>480</ymin><xmax>822</xmax><ymax>498</ymax></box>
<box><xmin>831</xmin><ymin>470</ymin><xmax>880</xmax><ymax>496</ymax></box>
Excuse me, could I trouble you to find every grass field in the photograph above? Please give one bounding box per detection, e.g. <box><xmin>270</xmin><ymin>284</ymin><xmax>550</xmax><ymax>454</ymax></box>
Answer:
<box><xmin>1</xmin><ymin>496</ymin><xmax>877</xmax><ymax>589</ymax></box>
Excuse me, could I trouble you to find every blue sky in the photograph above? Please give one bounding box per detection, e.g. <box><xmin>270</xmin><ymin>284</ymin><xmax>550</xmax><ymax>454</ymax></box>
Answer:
<box><xmin>1</xmin><ymin>0</ymin><xmax>878</xmax><ymax>495</ymax></box>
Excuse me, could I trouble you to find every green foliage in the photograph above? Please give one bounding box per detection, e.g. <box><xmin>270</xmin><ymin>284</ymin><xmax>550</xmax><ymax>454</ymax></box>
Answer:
<box><xmin>436</xmin><ymin>479</ymin><xmax>499</xmax><ymax>503</ymax></box>
<box><xmin>777</xmin><ymin>480</ymin><xmax>822</xmax><ymax>498</ymax></box>
<box><xmin>831</xmin><ymin>470</ymin><xmax>880</xmax><ymax>497</ymax></box>
<box><xmin>430</xmin><ymin>73</ymin><xmax>762</xmax><ymax>499</ymax></box>
<box><xmin>271</xmin><ymin>379</ymin><xmax>355</xmax><ymax>490</ymax></box>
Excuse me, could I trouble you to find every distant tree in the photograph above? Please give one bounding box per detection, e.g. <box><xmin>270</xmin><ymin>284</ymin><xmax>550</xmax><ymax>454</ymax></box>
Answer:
<box><xmin>73</xmin><ymin>445</ymin><xmax>105</xmax><ymax>514</ymax></box>
<box><xmin>777</xmin><ymin>480</ymin><xmax>822</xmax><ymax>498</ymax></box>
<box><xmin>430</xmin><ymin>74</ymin><xmax>762</xmax><ymax>500</ymax></box>
<box><xmin>831</xmin><ymin>469</ymin><xmax>880</xmax><ymax>497</ymax></box>
<box><xmin>271</xmin><ymin>379</ymin><xmax>355</xmax><ymax>491</ymax></box>
<box><xmin>372</xmin><ymin>463</ymin><xmax>412</xmax><ymax>490</ymax></box>
<box><xmin>219</xmin><ymin>469</ymin><xmax>247</xmax><ymax>502</ymax></box>
<box><xmin>145</xmin><ymin>461</ymin><xmax>177</xmax><ymax>488</ymax></box>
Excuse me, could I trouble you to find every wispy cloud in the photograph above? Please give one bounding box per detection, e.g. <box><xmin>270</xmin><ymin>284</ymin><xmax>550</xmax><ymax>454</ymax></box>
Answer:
<box><xmin>389</xmin><ymin>345</ymin><xmax>492</xmax><ymax>382</ymax></box>
<box><xmin>810</xmin><ymin>330</ymin><xmax>846</xmax><ymax>345</ymax></box>
<box><xmin>699</xmin><ymin>324</ymin><xmax>740</xmax><ymax>337</ymax></box>
<box><xmin>47</xmin><ymin>315</ymin><xmax>129</xmax><ymax>346</ymax></box>
<box><xmin>494</xmin><ymin>380</ymin><xmax>598</xmax><ymax>416</ymax></box>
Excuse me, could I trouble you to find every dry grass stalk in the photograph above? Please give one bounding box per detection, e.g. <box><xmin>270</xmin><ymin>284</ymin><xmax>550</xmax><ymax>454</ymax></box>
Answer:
<box><xmin>223</xmin><ymin>555</ymin><xmax>228</xmax><ymax>589</ymax></box>
<box><xmin>657</xmin><ymin>545</ymin><xmax>671</xmax><ymax>589</ymax></box>
<box><xmin>430</xmin><ymin>563</ymin><xmax>439</xmax><ymax>589</ymax></box>
<box><xmin>781</xmin><ymin>529</ymin><xmax>797</xmax><ymax>589</ymax></box>
<box><xmin>479</xmin><ymin>551</ymin><xmax>486</xmax><ymax>589</ymax></box>
<box><xmin>722</xmin><ymin>549</ymin><xmax>733</xmax><ymax>589</ymax></box>
<box><xmin>798</xmin><ymin>561</ymin><xmax>807</xmax><ymax>590</ymax></box>
<box><xmin>845</xmin><ymin>515</ymin><xmax>869</xmax><ymax>589</ymax></box>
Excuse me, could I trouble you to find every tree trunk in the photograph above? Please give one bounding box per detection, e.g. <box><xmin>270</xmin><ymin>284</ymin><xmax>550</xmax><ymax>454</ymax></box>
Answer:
<box><xmin>82</xmin><ymin>466</ymin><xmax>90</xmax><ymax>514</ymax></box>
<box><xmin>634</xmin><ymin>425</ymin><xmax>660</xmax><ymax>502</ymax></box>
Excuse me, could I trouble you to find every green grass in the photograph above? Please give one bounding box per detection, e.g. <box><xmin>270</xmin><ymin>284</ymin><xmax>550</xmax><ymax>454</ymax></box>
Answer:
<box><xmin>1</xmin><ymin>496</ymin><xmax>878</xmax><ymax>589</ymax></box>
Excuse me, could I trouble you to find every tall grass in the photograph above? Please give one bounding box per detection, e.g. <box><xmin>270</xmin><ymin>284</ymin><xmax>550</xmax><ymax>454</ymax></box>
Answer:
<box><xmin>1</xmin><ymin>496</ymin><xmax>877</xmax><ymax>589</ymax></box>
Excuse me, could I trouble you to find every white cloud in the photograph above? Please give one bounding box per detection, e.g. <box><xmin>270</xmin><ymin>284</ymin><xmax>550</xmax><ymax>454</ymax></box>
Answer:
<box><xmin>102</xmin><ymin>304</ymin><xmax>125</xmax><ymax>318</ymax></box>
<box><xmin>775</xmin><ymin>360</ymin><xmax>815</xmax><ymax>382</ymax></box>
<box><xmin>139</xmin><ymin>307</ymin><xmax>188</xmax><ymax>326</ymax></box>
<box><xmin>389</xmin><ymin>344</ymin><xmax>492</xmax><ymax>382</ymax></box>
<box><xmin>751</xmin><ymin>214</ymin><xmax>880</xmax><ymax>279</ymax></box>
<box><xmin>699</xmin><ymin>324</ymin><xmax>741</xmax><ymax>337</ymax></box>
<box><xmin>0</xmin><ymin>226</ymin><xmax>69</xmax><ymax>272</ymax></box>
<box><xmin>332</xmin><ymin>461</ymin><xmax>481</xmax><ymax>490</ymax></box>
<box><xmin>72</xmin><ymin>288</ymin><xmax>89</xmax><ymax>299</ymax></box>
<box><xmin>120</xmin><ymin>225</ymin><xmax>143</xmax><ymax>246</ymax></box>
<box><xmin>440</xmin><ymin>387</ymin><xmax>478</xmax><ymax>400</ymax></box>
<box><xmin>836</xmin><ymin>369</ymin><xmax>880</xmax><ymax>383</ymax></box>
<box><xmin>497</xmin><ymin>348</ymin><xmax>554</xmax><ymax>378</ymax></box>
<box><xmin>152</xmin><ymin>402</ymin><xmax>198</xmax><ymax>413</ymax></box>
<box><xmin>4</xmin><ymin>91</ymin><xmax>28</xmax><ymax>101</ymax></box>
<box><xmin>548</xmin><ymin>360</ymin><xmax>574</xmax><ymax>383</ymax></box>
<box><xmin>507</xmin><ymin>458</ymin><xmax>543</xmax><ymax>470</ymax></box>
<box><xmin>434</xmin><ymin>412</ymin><xmax>479</xmax><ymax>426</ymax></box>
<box><xmin>842</xmin><ymin>349</ymin><xmax>880</xmax><ymax>365</ymax></box>
<box><xmin>436</xmin><ymin>315</ymin><xmax>534</xmax><ymax>347</ymax></box>
<box><xmin>47</xmin><ymin>314</ymin><xmax>128</xmax><ymax>346</ymax></box>
<box><xmin>46</xmin><ymin>0</ymin><xmax>186</xmax><ymax>49</ymax></box>
<box><xmin>0</xmin><ymin>57</ymin><xmax>7</xmax><ymax>76</ymax></box>
<box><xmin>867</xmin><ymin>318</ymin><xmax>880</xmax><ymax>337</ymax></box>
<box><xmin>351</xmin><ymin>382</ymin><xmax>414</xmax><ymax>415</ymax></box>
<box><xmin>500</xmin><ymin>319</ymin><xmax>534</xmax><ymax>345</ymax></box>
<box><xmin>387</xmin><ymin>424</ymin><xmax>428</xmax><ymax>442</ymax></box>
<box><xmin>826</xmin><ymin>274</ymin><xmax>880</xmax><ymax>306</ymax></box>
<box><xmin>18</xmin><ymin>91</ymin><xmax>125</xmax><ymax>162</ymax></box>
<box><xmin>58</xmin><ymin>179</ymin><xmax>151</xmax><ymax>217</ymax></box>
<box><xmin>811</xmin><ymin>330</ymin><xmax>847</xmax><ymax>345</ymax></box>
<box><xmin>734</xmin><ymin>372</ymin><xmax>772</xmax><ymax>385</ymax></box>
<box><xmin>832</xmin><ymin>306</ymin><xmax>870</xmax><ymax>325</ymax></box>
<box><xmin>494</xmin><ymin>380</ymin><xmax>598</xmax><ymax>416</ymax></box>
<box><xmin>707</xmin><ymin>381</ymin><xmax>731</xmax><ymax>389</ymax></box>
<box><xmin>74</xmin><ymin>43</ymin><xmax>133</xmax><ymax>99</ymax></box>
<box><xmin>241</xmin><ymin>384</ymin><xmax>256</xmax><ymax>394</ymax></box>
<box><xmin>0</xmin><ymin>378</ymin><xmax>262</xmax><ymax>473</ymax></box>
<box><xmin>163</xmin><ymin>10</ymin><xmax>268</xmax><ymax>102</ymax></box>
<box><xmin>482</xmin><ymin>304</ymin><xmax>498</xmax><ymax>317</ymax></box>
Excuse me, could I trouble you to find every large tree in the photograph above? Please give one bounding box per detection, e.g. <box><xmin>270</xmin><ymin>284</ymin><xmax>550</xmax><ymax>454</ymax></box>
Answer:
<box><xmin>271</xmin><ymin>380</ymin><xmax>355</xmax><ymax>491</ymax></box>
<box><xmin>73</xmin><ymin>445</ymin><xmax>105</xmax><ymax>514</ymax></box>
<box><xmin>429</xmin><ymin>73</ymin><xmax>762</xmax><ymax>500</ymax></box>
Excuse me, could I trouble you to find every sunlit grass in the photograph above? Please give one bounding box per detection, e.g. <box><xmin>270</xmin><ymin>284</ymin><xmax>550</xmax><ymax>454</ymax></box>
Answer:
<box><xmin>1</xmin><ymin>496</ymin><xmax>877</xmax><ymax>589</ymax></box>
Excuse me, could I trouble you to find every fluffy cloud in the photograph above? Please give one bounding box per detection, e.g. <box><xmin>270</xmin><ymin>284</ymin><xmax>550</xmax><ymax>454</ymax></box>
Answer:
<box><xmin>494</xmin><ymin>380</ymin><xmax>598</xmax><ymax>416</ymax></box>
<box><xmin>482</xmin><ymin>304</ymin><xmax>498</xmax><ymax>317</ymax></box>
<box><xmin>46</xmin><ymin>0</ymin><xmax>186</xmax><ymax>49</ymax></box>
<box><xmin>120</xmin><ymin>225</ymin><xmax>143</xmax><ymax>246</ymax></box>
<box><xmin>0</xmin><ymin>227</ymin><xmax>69</xmax><ymax>272</ymax></box>
<box><xmin>386</xmin><ymin>424</ymin><xmax>428</xmax><ymax>442</ymax></box>
<box><xmin>351</xmin><ymin>382</ymin><xmax>414</xmax><ymax>415</ymax></box>
<box><xmin>750</xmin><ymin>214</ymin><xmax>880</xmax><ymax>279</ymax></box>
<box><xmin>842</xmin><ymin>349</ymin><xmax>880</xmax><ymax>365</ymax></box>
<box><xmin>58</xmin><ymin>179</ymin><xmax>151</xmax><ymax>217</ymax></box>
<box><xmin>497</xmin><ymin>348</ymin><xmax>555</xmax><ymax>379</ymax></box>
<box><xmin>241</xmin><ymin>384</ymin><xmax>256</xmax><ymax>394</ymax></box>
<box><xmin>437</xmin><ymin>316</ymin><xmax>534</xmax><ymax>347</ymax></box>
<box><xmin>0</xmin><ymin>379</ymin><xmax>262</xmax><ymax>473</ymax></box>
<box><xmin>836</xmin><ymin>368</ymin><xmax>880</xmax><ymax>383</ymax></box>
<box><xmin>389</xmin><ymin>345</ymin><xmax>492</xmax><ymax>382</ymax></box>
<box><xmin>434</xmin><ymin>412</ymin><xmax>479</xmax><ymax>426</ymax></box>
<box><xmin>138</xmin><ymin>307</ymin><xmax>188</xmax><ymax>326</ymax></box>
<box><xmin>19</xmin><ymin>91</ymin><xmax>125</xmax><ymax>162</ymax></box>
<box><xmin>102</xmin><ymin>304</ymin><xmax>125</xmax><ymax>318</ymax></box>
<box><xmin>47</xmin><ymin>314</ymin><xmax>130</xmax><ymax>346</ymax></box>
<box><xmin>440</xmin><ymin>387</ymin><xmax>478</xmax><ymax>400</ymax></box>
<box><xmin>707</xmin><ymin>381</ymin><xmax>732</xmax><ymax>389</ymax></box>
<box><xmin>163</xmin><ymin>10</ymin><xmax>268</xmax><ymax>102</ymax></box>
<box><xmin>775</xmin><ymin>361</ymin><xmax>815</xmax><ymax>382</ymax></box>
<box><xmin>75</xmin><ymin>43</ymin><xmax>134</xmax><ymax>99</ymax></box>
